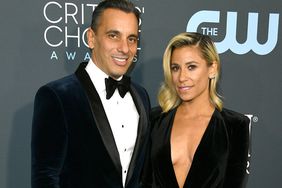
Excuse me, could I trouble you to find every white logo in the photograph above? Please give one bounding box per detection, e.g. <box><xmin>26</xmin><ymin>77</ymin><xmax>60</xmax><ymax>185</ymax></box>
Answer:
<box><xmin>245</xmin><ymin>114</ymin><xmax>257</xmax><ymax>174</ymax></box>
<box><xmin>43</xmin><ymin>1</ymin><xmax>144</xmax><ymax>62</ymax></box>
<box><xmin>186</xmin><ymin>10</ymin><xmax>279</xmax><ymax>55</ymax></box>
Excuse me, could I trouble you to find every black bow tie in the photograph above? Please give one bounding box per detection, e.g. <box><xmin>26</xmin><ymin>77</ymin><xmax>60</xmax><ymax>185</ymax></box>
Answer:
<box><xmin>105</xmin><ymin>76</ymin><xmax>131</xmax><ymax>99</ymax></box>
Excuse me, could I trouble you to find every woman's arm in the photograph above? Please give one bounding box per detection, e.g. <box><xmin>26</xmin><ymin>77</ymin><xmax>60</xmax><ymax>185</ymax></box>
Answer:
<box><xmin>223</xmin><ymin>115</ymin><xmax>250</xmax><ymax>188</ymax></box>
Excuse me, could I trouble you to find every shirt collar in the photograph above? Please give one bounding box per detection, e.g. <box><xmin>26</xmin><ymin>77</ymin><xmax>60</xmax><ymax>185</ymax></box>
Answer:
<box><xmin>85</xmin><ymin>58</ymin><xmax>123</xmax><ymax>94</ymax></box>
<box><xmin>85</xmin><ymin>58</ymin><xmax>108</xmax><ymax>94</ymax></box>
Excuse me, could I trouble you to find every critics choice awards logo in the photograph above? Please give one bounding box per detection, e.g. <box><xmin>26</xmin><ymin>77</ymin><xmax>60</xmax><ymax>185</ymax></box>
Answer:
<box><xmin>43</xmin><ymin>1</ymin><xmax>144</xmax><ymax>62</ymax></box>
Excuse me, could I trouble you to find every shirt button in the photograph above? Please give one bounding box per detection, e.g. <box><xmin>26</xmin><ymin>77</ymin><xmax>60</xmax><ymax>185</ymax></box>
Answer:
<box><xmin>124</xmin><ymin>170</ymin><xmax>127</xmax><ymax>174</ymax></box>
<box><xmin>124</xmin><ymin>148</ymin><xmax>127</xmax><ymax>152</ymax></box>
<box><xmin>122</xmin><ymin>125</ymin><xmax>124</xmax><ymax>128</ymax></box>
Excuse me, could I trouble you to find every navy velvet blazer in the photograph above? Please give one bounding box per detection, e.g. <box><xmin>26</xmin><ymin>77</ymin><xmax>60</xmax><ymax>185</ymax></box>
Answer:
<box><xmin>31</xmin><ymin>62</ymin><xmax>151</xmax><ymax>188</ymax></box>
<box><xmin>142</xmin><ymin>107</ymin><xmax>250</xmax><ymax>188</ymax></box>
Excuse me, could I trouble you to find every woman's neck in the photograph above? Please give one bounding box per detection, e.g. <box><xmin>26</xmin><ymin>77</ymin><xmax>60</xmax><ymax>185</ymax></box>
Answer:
<box><xmin>178</xmin><ymin>99</ymin><xmax>215</xmax><ymax>118</ymax></box>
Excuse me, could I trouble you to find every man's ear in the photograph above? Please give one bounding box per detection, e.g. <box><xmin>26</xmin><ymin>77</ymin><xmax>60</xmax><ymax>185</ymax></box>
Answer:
<box><xmin>87</xmin><ymin>27</ymin><xmax>95</xmax><ymax>49</ymax></box>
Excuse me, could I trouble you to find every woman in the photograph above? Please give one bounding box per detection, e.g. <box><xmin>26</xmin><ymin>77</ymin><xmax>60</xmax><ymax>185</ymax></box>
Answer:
<box><xmin>142</xmin><ymin>32</ymin><xmax>250</xmax><ymax>188</ymax></box>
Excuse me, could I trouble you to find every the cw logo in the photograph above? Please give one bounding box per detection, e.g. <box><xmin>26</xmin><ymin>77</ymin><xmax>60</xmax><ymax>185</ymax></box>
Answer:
<box><xmin>186</xmin><ymin>10</ymin><xmax>279</xmax><ymax>55</ymax></box>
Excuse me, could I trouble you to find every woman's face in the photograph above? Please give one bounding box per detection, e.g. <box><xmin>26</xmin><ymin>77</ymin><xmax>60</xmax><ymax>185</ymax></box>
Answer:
<box><xmin>170</xmin><ymin>46</ymin><xmax>216</xmax><ymax>103</ymax></box>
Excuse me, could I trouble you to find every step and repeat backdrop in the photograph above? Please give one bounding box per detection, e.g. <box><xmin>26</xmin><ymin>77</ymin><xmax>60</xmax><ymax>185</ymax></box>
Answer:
<box><xmin>0</xmin><ymin>0</ymin><xmax>281</xmax><ymax>187</ymax></box>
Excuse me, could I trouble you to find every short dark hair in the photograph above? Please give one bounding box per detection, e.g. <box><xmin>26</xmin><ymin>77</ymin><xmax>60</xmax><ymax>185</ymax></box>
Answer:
<box><xmin>91</xmin><ymin>0</ymin><xmax>140</xmax><ymax>32</ymax></box>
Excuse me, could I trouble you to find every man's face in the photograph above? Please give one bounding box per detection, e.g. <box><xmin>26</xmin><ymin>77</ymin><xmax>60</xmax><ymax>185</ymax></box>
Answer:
<box><xmin>87</xmin><ymin>8</ymin><xmax>138</xmax><ymax>79</ymax></box>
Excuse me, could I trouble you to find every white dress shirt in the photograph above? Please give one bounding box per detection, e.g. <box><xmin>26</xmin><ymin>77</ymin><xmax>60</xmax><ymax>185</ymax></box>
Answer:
<box><xmin>85</xmin><ymin>59</ymin><xmax>139</xmax><ymax>186</ymax></box>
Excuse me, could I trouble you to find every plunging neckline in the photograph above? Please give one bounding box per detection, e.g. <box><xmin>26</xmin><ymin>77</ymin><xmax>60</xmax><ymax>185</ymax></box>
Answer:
<box><xmin>168</xmin><ymin>108</ymin><xmax>216</xmax><ymax>188</ymax></box>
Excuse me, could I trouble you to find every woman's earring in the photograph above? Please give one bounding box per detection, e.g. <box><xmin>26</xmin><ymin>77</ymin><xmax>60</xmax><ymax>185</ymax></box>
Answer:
<box><xmin>209</xmin><ymin>75</ymin><xmax>215</xmax><ymax>79</ymax></box>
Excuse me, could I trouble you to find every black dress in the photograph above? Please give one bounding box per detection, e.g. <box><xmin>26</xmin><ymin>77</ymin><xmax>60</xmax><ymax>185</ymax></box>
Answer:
<box><xmin>142</xmin><ymin>107</ymin><xmax>250</xmax><ymax>188</ymax></box>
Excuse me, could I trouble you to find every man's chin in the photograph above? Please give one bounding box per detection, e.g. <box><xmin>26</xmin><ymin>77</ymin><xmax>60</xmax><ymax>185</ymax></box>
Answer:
<box><xmin>110</xmin><ymin>71</ymin><xmax>127</xmax><ymax>79</ymax></box>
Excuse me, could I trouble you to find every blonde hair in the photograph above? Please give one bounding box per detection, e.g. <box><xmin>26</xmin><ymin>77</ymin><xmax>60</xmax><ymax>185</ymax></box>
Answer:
<box><xmin>158</xmin><ymin>32</ymin><xmax>223</xmax><ymax>112</ymax></box>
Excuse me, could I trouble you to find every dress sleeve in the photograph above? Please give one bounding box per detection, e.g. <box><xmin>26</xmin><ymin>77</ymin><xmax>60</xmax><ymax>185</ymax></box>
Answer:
<box><xmin>223</xmin><ymin>115</ymin><xmax>250</xmax><ymax>188</ymax></box>
<box><xmin>31</xmin><ymin>86</ymin><xmax>68</xmax><ymax>188</ymax></box>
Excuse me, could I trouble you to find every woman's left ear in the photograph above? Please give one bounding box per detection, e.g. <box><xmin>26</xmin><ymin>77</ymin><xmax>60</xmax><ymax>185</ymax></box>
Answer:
<box><xmin>209</xmin><ymin>61</ymin><xmax>218</xmax><ymax>79</ymax></box>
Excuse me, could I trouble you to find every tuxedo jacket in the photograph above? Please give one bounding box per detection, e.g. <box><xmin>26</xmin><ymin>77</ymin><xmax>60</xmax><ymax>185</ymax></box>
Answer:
<box><xmin>142</xmin><ymin>107</ymin><xmax>250</xmax><ymax>188</ymax></box>
<box><xmin>31</xmin><ymin>62</ymin><xmax>151</xmax><ymax>188</ymax></box>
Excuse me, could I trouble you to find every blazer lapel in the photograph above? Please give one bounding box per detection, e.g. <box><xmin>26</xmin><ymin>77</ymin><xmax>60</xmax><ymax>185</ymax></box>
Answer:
<box><xmin>125</xmin><ymin>84</ymin><xmax>149</xmax><ymax>186</ymax></box>
<box><xmin>184</xmin><ymin>109</ymin><xmax>229</xmax><ymax>187</ymax></box>
<box><xmin>75</xmin><ymin>62</ymin><xmax>122</xmax><ymax>176</ymax></box>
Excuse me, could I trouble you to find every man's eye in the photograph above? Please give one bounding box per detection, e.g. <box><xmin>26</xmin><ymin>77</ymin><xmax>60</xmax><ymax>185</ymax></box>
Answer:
<box><xmin>108</xmin><ymin>34</ymin><xmax>118</xmax><ymax>39</ymax></box>
<box><xmin>128</xmin><ymin>37</ymin><xmax>137</xmax><ymax>43</ymax></box>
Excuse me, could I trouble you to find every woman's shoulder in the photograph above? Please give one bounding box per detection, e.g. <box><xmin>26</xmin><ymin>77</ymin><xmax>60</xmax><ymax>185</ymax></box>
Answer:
<box><xmin>150</xmin><ymin>106</ymin><xmax>176</xmax><ymax>120</ymax></box>
<box><xmin>150</xmin><ymin>106</ymin><xmax>176</xmax><ymax>130</ymax></box>
<box><xmin>150</xmin><ymin>106</ymin><xmax>164</xmax><ymax>125</ymax></box>
<box><xmin>219</xmin><ymin>108</ymin><xmax>250</xmax><ymax>132</ymax></box>
<box><xmin>220</xmin><ymin>108</ymin><xmax>249</xmax><ymax>123</ymax></box>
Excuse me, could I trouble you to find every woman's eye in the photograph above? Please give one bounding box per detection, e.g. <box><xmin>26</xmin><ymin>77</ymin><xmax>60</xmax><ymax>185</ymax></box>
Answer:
<box><xmin>188</xmin><ymin>65</ymin><xmax>196</xmax><ymax>70</ymax></box>
<box><xmin>171</xmin><ymin>65</ymin><xmax>179</xmax><ymax>72</ymax></box>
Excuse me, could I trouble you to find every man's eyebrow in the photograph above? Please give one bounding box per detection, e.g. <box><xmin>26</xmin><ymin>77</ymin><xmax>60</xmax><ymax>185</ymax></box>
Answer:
<box><xmin>105</xmin><ymin>30</ymin><xmax>120</xmax><ymax>35</ymax></box>
<box><xmin>128</xmin><ymin>34</ymin><xmax>138</xmax><ymax>38</ymax></box>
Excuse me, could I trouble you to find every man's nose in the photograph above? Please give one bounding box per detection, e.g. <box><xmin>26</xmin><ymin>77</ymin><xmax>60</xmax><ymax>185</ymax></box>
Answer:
<box><xmin>117</xmin><ymin>39</ymin><xmax>129</xmax><ymax>53</ymax></box>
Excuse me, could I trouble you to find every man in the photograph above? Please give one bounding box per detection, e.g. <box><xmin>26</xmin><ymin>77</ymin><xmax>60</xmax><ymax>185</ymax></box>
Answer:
<box><xmin>31</xmin><ymin>0</ymin><xmax>151</xmax><ymax>187</ymax></box>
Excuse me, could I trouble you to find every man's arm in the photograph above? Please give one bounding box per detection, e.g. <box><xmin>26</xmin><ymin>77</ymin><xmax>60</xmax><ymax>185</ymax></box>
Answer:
<box><xmin>31</xmin><ymin>85</ymin><xmax>68</xmax><ymax>188</ymax></box>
